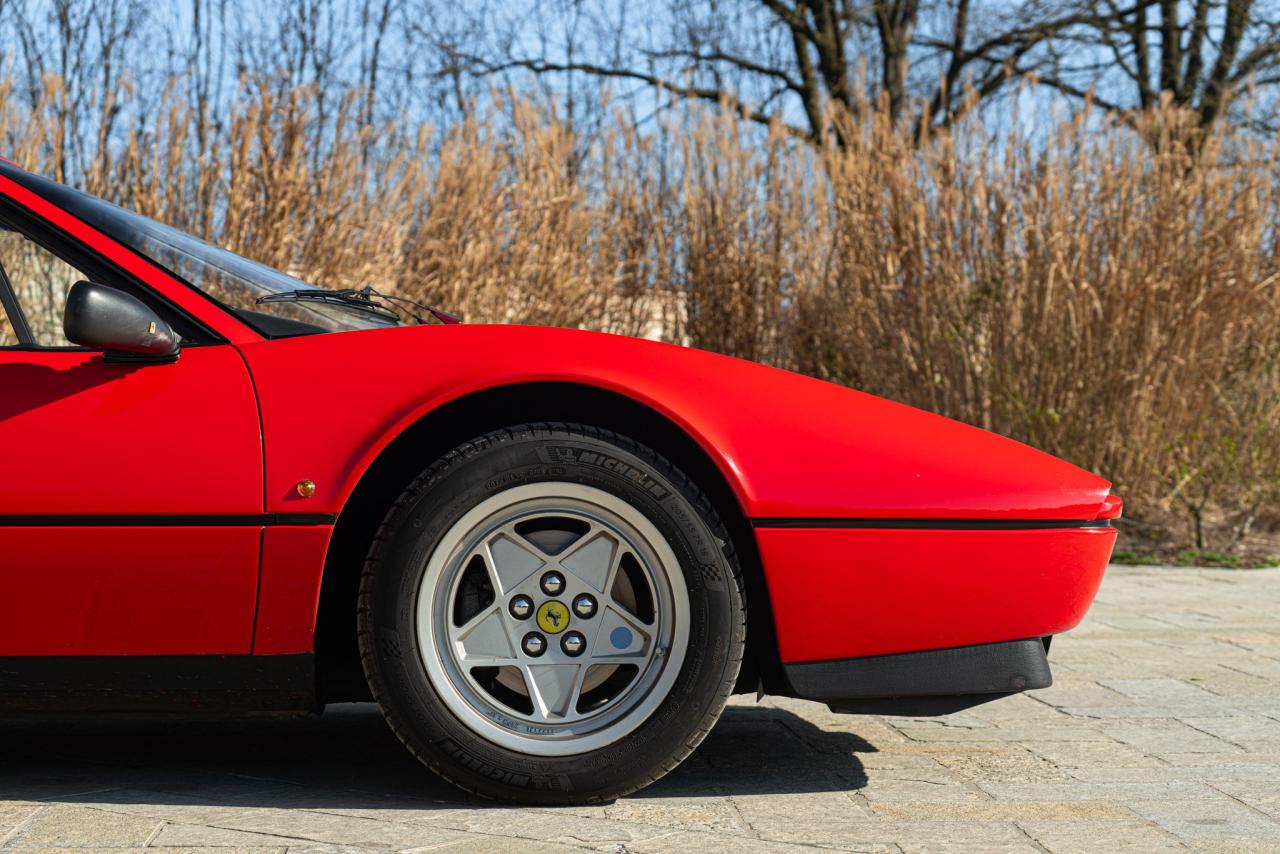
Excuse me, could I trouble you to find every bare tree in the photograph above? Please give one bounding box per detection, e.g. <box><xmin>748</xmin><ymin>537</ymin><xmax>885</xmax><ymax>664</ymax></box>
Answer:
<box><xmin>4</xmin><ymin>0</ymin><xmax>1276</xmax><ymax>162</ymax></box>
<box><xmin>359</xmin><ymin>0</ymin><xmax>397</xmax><ymax>127</ymax></box>
<box><xmin>439</xmin><ymin>0</ymin><xmax>1136</xmax><ymax>144</ymax></box>
<box><xmin>0</xmin><ymin>0</ymin><xmax>148</xmax><ymax>179</ymax></box>
<box><xmin>1040</xmin><ymin>0</ymin><xmax>1280</xmax><ymax>133</ymax></box>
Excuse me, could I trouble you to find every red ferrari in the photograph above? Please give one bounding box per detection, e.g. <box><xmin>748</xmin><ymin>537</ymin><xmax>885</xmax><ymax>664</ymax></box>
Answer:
<box><xmin>0</xmin><ymin>159</ymin><xmax>1119</xmax><ymax>803</ymax></box>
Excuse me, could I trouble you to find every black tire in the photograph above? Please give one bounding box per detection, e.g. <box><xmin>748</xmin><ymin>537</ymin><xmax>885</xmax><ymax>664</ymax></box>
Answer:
<box><xmin>357</xmin><ymin>422</ymin><xmax>746</xmax><ymax>803</ymax></box>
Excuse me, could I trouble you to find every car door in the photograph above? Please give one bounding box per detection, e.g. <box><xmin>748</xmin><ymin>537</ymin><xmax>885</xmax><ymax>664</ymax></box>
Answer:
<box><xmin>0</xmin><ymin>211</ymin><xmax>265</xmax><ymax>656</ymax></box>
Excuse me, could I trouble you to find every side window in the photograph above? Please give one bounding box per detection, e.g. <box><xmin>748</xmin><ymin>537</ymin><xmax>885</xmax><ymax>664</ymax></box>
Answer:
<box><xmin>0</xmin><ymin>226</ymin><xmax>89</xmax><ymax>347</ymax></box>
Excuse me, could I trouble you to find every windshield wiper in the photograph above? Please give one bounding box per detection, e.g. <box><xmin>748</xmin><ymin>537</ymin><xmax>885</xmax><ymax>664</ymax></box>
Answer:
<box><xmin>353</xmin><ymin>286</ymin><xmax>461</xmax><ymax>325</ymax></box>
<box><xmin>256</xmin><ymin>288</ymin><xmax>400</xmax><ymax>322</ymax></box>
<box><xmin>256</xmin><ymin>286</ymin><xmax>460</xmax><ymax>326</ymax></box>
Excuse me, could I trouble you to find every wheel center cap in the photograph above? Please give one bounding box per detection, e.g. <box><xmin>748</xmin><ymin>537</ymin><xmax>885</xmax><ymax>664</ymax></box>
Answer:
<box><xmin>536</xmin><ymin>600</ymin><xmax>570</xmax><ymax>634</ymax></box>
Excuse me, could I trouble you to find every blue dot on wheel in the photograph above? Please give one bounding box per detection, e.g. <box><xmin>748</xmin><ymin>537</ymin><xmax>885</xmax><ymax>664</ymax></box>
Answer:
<box><xmin>610</xmin><ymin>627</ymin><xmax>633</xmax><ymax>649</ymax></box>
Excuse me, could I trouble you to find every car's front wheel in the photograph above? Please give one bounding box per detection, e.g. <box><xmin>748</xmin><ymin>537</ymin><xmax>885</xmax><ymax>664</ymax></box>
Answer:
<box><xmin>358</xmin><ymin>423</ymin><xmax>745</xmax><ymax>803</ymax></box>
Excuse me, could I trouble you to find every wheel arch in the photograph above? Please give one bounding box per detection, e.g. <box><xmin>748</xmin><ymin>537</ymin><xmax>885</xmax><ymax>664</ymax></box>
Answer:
<box><xmin>314</xmin><ymin>380</ymin><xmax>784</xmax><ymax>703</ymax></box>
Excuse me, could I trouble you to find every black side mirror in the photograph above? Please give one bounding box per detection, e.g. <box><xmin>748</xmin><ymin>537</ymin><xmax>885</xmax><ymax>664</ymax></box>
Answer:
<box><xmin>63</xmin><ymin>280</ymin><xmax>179</xmax><ymax>364</ymax></box>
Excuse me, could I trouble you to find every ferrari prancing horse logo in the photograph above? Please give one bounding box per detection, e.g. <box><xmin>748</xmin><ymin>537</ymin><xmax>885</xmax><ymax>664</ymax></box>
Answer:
<box><xmin>536</xmin><ymin>600</ymin><xmax>570</xmax><ymax>634</ymax></box>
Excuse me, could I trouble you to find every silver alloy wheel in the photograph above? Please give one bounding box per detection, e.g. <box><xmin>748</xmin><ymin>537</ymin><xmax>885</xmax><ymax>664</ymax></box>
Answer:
<box><xmin>415</xmin><ymin>482</ymin><xmax>690</xmax><ymax>756</ymax></box>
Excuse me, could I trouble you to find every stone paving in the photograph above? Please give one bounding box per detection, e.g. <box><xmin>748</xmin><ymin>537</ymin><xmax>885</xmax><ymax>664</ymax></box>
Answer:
<box><xmin>3</xmin><ymin>565</ymin><xmax>1280</xmax><ymax>853</ymax></box>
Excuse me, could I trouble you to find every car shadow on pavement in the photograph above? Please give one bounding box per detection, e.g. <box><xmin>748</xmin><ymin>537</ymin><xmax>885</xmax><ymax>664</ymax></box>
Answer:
<box><xmin>0</xmin><ymin>702</ymin><xmax>871</xmax><ymax>808</ymax></box>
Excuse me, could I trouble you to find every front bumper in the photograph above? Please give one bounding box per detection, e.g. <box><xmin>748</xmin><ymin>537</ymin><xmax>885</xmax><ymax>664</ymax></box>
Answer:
<box><xmin>754</xmin><ymin>524</ymin><xmax>1115</xmax><ymax>663</ymax></box>
<box><xmin>785</xmin><ymin>637</ymin><xmax>1053</xmax><ymax>716</ymax></box>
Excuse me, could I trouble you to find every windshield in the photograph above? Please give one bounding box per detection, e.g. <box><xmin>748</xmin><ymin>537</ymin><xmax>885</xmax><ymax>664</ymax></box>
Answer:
<box><xmin>0</xmin><ymin>162</ymin><xmax>398</xmax><ymax>337</ymax></box>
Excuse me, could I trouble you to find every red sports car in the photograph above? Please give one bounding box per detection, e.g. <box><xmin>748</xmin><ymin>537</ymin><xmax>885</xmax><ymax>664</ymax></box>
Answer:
<box><xmin>0</xmin><ymin>159</ymin><xmax>1120</xmax><ymax>803</ymax></box>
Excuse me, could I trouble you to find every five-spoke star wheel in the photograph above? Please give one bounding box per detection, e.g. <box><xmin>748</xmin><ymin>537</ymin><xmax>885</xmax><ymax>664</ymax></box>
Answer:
<box><xmin>416</xmin><ymin>482</ymin><xmax>689</xmax><ymax>755</ymax></box>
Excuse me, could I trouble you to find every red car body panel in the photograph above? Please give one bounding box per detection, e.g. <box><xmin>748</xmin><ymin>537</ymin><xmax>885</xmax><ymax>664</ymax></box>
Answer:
<box><xmin>239</xmin><ymin>324</ymin><xmax>1112</xmax><ymax>522</ymax></box>
<box><xmin>0</xmin><ymin>162</ymin><xmax>1118</xmax><ymax>689</ymax></box>
<box><xmin>0</xmin><ymin>347</ymin><xmax>262</xmax><ymax>516</ymax></box>
<box><xmin>253</xmin><ymin>525</ymin><xmax>334</xmax><ymax>655</ymax></box>
<box><xmin>0</xmin><ymin>526</ymin><xmax>261</xmax><ymax>655</ymax></box>
<box><xmin>0</xmin><ymin>346</ymin><xmax>265</xmax><ymax>655</ymax></box>
<box><xmin>758</xmin><ymin>526</ymin><xmax>1115</xmax><ymax>662</ymax></box>
<box><xmin>235</xmin><ymin>325</ymin><xmax>1114</xmax><ymax>659</ymax></box>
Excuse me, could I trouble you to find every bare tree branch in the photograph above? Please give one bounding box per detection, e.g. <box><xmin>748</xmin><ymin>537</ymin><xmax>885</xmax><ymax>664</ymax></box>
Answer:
<box><xmin>466</xmin><ymin>55</ymin><xmax>811</xmax><ymax>138</ymax></box>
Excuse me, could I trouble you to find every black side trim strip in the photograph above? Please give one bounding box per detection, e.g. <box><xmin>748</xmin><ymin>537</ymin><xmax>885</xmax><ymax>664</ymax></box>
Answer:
<box><xmin>752</xmin><ymin>517</ymin><xmax>1112</xmax><ymax>530</ymax></box>
<box><xmin>0</xmin><ymin>513</ymin><xmax>336</xmax><ymax>527</ymax></box>
<box><xmin>270</xmin><ymin>513</ymin><xmax>337</xmax><ymax>526</ymax></box>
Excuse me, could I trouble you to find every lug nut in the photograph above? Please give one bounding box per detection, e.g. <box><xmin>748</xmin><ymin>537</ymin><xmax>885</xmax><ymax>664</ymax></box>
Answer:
<box><xmin>572</xmin><ymin>593</ymin><xmax>597</xmax><ymax>619</ymax></box>
<box><xmin>509</xmin><ymin>595</ymin><xmax>534</xmax><ymax>620</ymax></box>
<box><xmin>561</xmin><ymin>631</ymin><xmax>586</xmax><ymax>657</ymax></box>
<box><xmin>522</xmin><ymin>632</ymin><xmax>547</xmax><ymax>657</ymax></box>
<box><xmin>540</xmin><ymin>570</ymin><xmax>566</xmax><ymax>596</ymax></box>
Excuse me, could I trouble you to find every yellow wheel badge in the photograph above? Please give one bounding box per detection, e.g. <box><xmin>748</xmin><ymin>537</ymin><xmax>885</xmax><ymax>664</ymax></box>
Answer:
<box><xmin>536</xmin><ymin>600</ymin><xmax>570</xmax><ymax>634</ymax></box>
